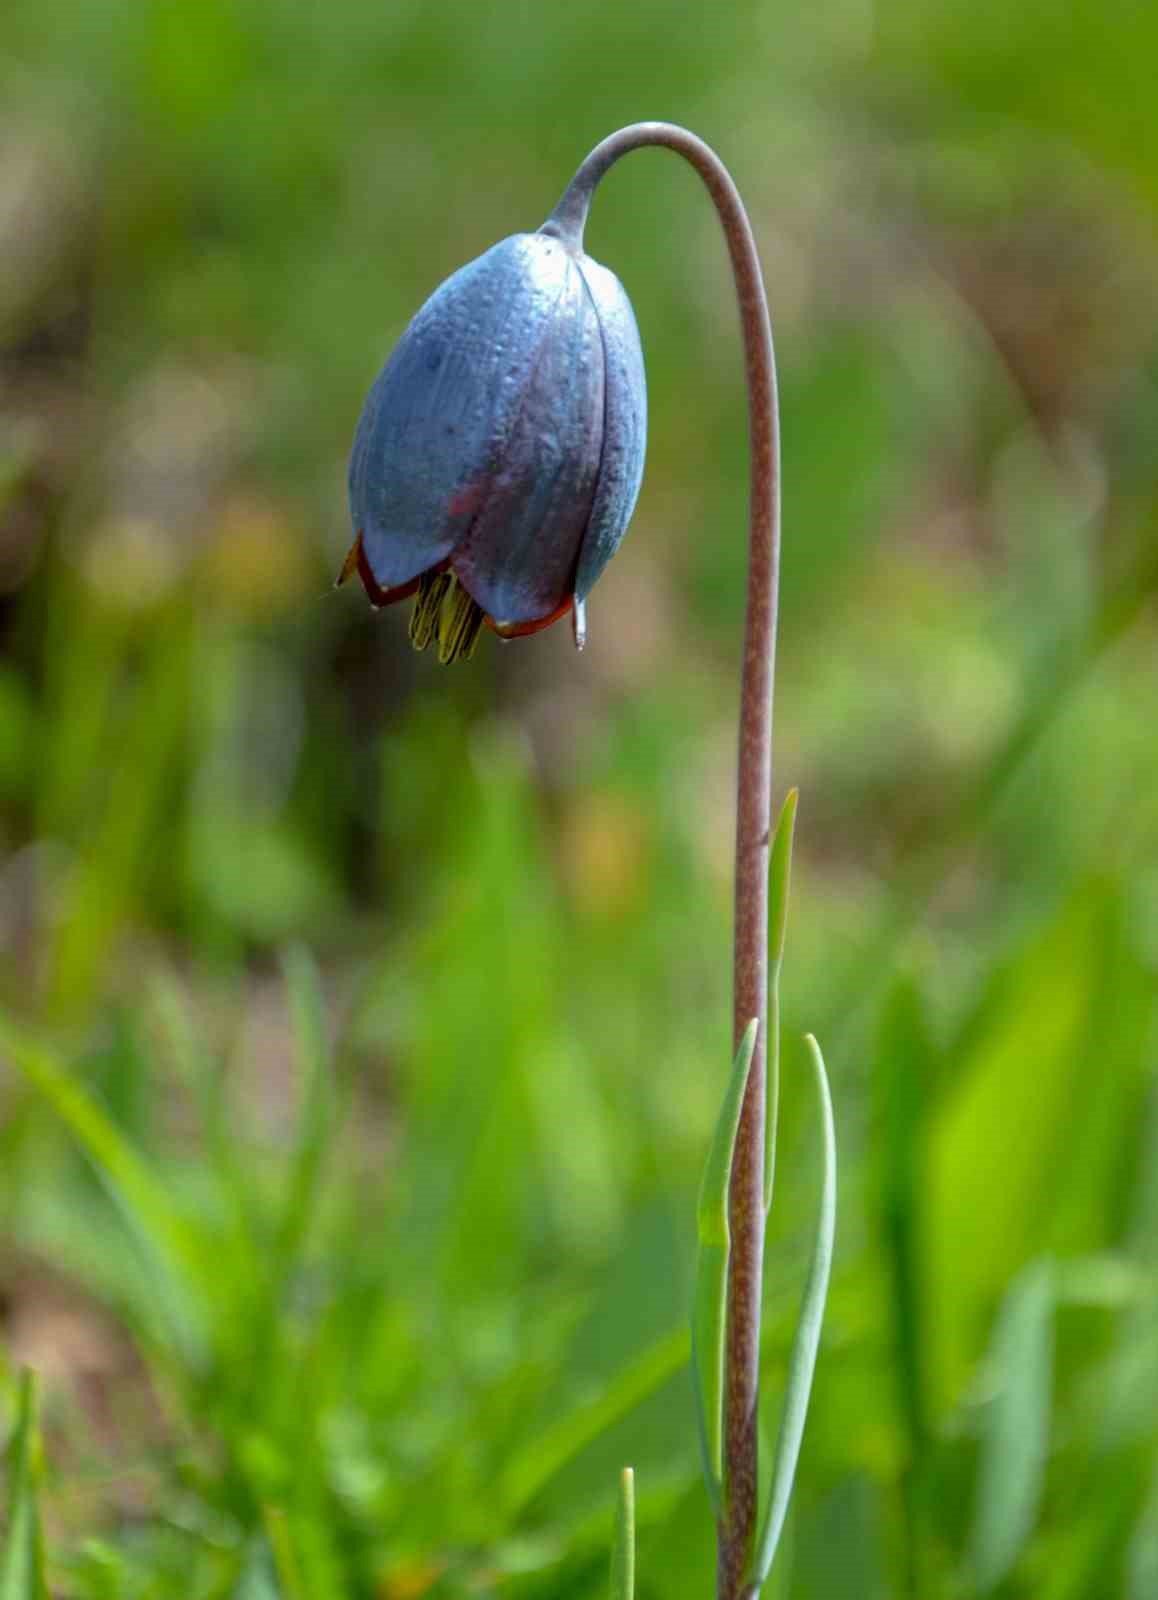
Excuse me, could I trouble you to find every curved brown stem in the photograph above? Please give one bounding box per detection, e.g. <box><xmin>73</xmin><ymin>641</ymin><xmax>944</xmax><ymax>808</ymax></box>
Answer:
<box><xmin>547</xmin><ymin>124</ymin><xmax>780</xmax><ymax>1600</ymax></box>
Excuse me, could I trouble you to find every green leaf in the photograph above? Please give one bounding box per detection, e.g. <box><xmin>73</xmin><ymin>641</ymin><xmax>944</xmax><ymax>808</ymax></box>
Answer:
<box><xmin>264</xmin><ymin>1507</ymin><xmax>309</xmax><ymax>1600</ymax></box>
<box><xmin>873</xmin><ymin>974</ymin><xmax>935</xmax><ymax>1591</ymax></box>
<box><xmin>969</xmin><ymin>1259</ymin><xmax>1055</xmax><ymax>1591</ymax></box>
<box><xmin>500</xmin><ymin>1325</ymin><xmax>688</xmax><ymax>1520</ymax></box>
<box><xmin>766</xmin><ymin>788</ymin><xmax>798</xmax><ymax>1215</ymax></box>
<box><xmin>875</xmin><ymin>975</ymin><xmax>933</xmax><ymax>1455</ymax></box>
<box><xmin>147</xmin><ymin>970</ymin><xmax>268</xmax><ymax>1289</ymax></box>
<box><xmin>232</xmin><ymin>1542</ymin><xmax>280</xmax><ymax>1600</ymax></box>
<box><xmin>1</xmin><ymin>1372</ymin><xmax>50</xmax><ymax>1600</ymax></box>
<box><xmin>691</xmin><ymin>1018</ymin><xmax>758</xmax><ymax>1513</ymax></box>
<box><xmin>922</xmin><ymin>889</ymin><xmax>1129</xmax><ymax>1412</ymax></box>
<box><xmin>223</xmin><ymin>945</ymin><xmax>341</xmax><ymax>1430</ymax></box>
<box><xmin>751</xmin><ymin>1034</ymin><xmax>837</xmax><ymax>1590</ymax></box>
<box><xmin>610</xmin><ymin>1467</ymin><xmax>635</xmax><ymax>1600</ymax></box>
<box><xmin>273</xmin><ymin>945</ymin><xmax>336</xmax><ymax>1274</ymax></box>
<box><xmin>1128</xmin><ymin>1468</ymin><xmax>1158</xmax><ymax>1600</ymax></box>
<box><xmin>0</xmin><ymin>1012</ymin><xmax>209</xmax><ymax>1364</ymax></box>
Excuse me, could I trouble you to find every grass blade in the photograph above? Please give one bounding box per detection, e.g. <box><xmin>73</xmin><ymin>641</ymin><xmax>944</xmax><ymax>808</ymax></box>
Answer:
<box><xmin>875</xmin><ymin>976</ymin><xmax>932</xmax><ymax>1455</ymax></box>
<box><xmin>148</xmin><ymin>971</ymin><xmax>268</xmax><ymax>1286</ymax></box>
<box><xmin>232</xmin><ymin>1542</ymin><xmax>280</xmax><ymax>1600</ymax></box>
<box><xmin>969</xmin><ymin>1259</ymin><xmax>1055</xmax><ymax>1591</ymax></box>
<box><xmin>263</xmin><ymin>1508</ymin><xmax>309</xmax><ymax>1600</ymax></box>
<box><xmin>766</xmin><ymin>789</ymin><xmax>798</xmax><ymax>1215</ymax></box>
<box><xmin>610</xmin><ymin>1468</ymin><xmax>635</xmax><ymax>1600</ymax></box>
<box><xmin>230</xmin><ymin>947</ymin><xmax>339</xmax><ymax>1420</ymax></box>
<box><xmin>1</xmin><ymin>1372</ymin><xmax>50</xmax><ymax>1600</ymax></box>
<box><xmin>0</xmin><ymin>1013</ymin><xmax>209</xmax><ymax>1362</ymax></box>
<box><xmin>499</xmin><ymin>1326</ymin><xmax>688</xmax><ymax>1521</ymax></box>
<box><xmin>692</xmin><ymin>1018</ymin><xmax>758</xmax><ymax>1512</ymax></box>
<box><xmin>274</xmin><ymin>945</ymin><xmax>335</xmax><ymax>1271</ymax></box>
<box><xmin>874</xmin><ymin>975</ymin><xmax>934</xmax><ymax>1593</ymax></box>
<box><xmin>751</xmin><ymin>1033</ymin><xmax>837</xmax><ymax>1589</ymax></box>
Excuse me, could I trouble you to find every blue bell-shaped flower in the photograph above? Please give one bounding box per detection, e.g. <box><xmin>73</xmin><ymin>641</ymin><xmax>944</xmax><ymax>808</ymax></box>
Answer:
<box><xmin>342</xmin><ymin>226</ymin><xmax>646</xmax><ymax>662</ymax></box>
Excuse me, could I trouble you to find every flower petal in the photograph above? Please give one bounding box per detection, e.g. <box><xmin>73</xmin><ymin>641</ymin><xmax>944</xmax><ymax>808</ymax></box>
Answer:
<box><xmin>572</xmin><ymin>252</ymin><xmax>647</xmax><ymax>602</ymax></box>
<box><xmin>349</xmin><ymin>234</ymin><xmax>573</xmax><ymax>588</ymax></box>
<box><xmin>453</xmin><ymin>250</ymin><xmax>605</xmax><ymax>625</ymax></box>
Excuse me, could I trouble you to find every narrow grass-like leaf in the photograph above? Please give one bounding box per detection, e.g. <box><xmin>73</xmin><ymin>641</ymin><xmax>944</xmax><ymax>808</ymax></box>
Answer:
<box><xmin>274</xmin><ymin>945</ymin><xmax>335</xmax><ymax>1269</ymax></box>
<box><xmin>232</xmin><ymin>1542</ymin><xmax>280</xmax><ymax>1600</ymax></box>
<box><xmin>148</xmin><ymin>971</ymin><xmax>267</xmax><ymax>1280</ymax></box>
<box><xmin>692</xmin><ymin>1018</ymin><xmax>758</xmax><ymax>1512</ymax></box>
<box><xmin>751</xmin><ymin>1033</ymin><xmax>837</xmax><ymax>1589</ymax></box>
<box><xmin>46</xmin><ymin>626</ymin><xmax>189</xmax><ymax>1019</ymax></box>
<box><xmin>233</xmin><ymin>947</ymin><xmax>339</xmax><ymax>1424</ymax></box>
<box><xmin>0</xmin><ymin>1013</ymin><xmax>209</xmax><ymax>1361</ymax></box>
<box><xmin>1128</xmin><ymin>1469</ymin><xmax>1158</xmax><ymax>1600</ymax></box>
<box><xmin>969</xmin><ymin>1259</ymin><xmax>1055</xmax><ymax>1591</ymax></box>
<box><xmin>870</xmin><ymin>966</ymin><xmax>934</xmax><ymax>1593</ymax></box>
<box><xmin>0</xmin><ymin>1372</ymin><xmax>50</xmax><ymax>1600</ymax></box>
<box><xmin>875</xmin><ymin>976</ymin><xmax>931</xmax><ymax>1459</ymax></box>
<box><xmin>873</xmin><ymin>974</ymin><xmax>936</xmax><ymax>1593</ymax></box>
<box><xmin>765</xmin><ymin>789</ymin><xmax>798</xmax><ymax>1215</ymax></box>
<box><xmin>263</xmin><ymin>1508</ymin><xmax>309</xmax><ymax>1600</ymax></box>
<box><xmin>500</xmin><ymin>1326</ymin><xmax>688</xmax><ymax>1520</ymax></box>
<box><xmin>610</xmin><ymin>1468</ymin><xmax>635</xmax><ymax>1600</ymax></box>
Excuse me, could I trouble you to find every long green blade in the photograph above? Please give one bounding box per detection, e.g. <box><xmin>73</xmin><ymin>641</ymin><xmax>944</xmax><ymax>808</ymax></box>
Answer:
<box><xmin>263</xmin><ymin>1508</ymin><xmax>310</xmax><ymax>1600</ymax></box>
<box><xmin>271</xmin><ymin>946</ymin><xmax>336</xmax><ymax>1285</ymax></box>
<box><xmin>0</xmin><ymin>1012</ymin><xmax>209</xmax><ymax>1362</ymax></box>
<box><xmin>751</xmin><ymin>1034</ymin><xmax>837</xmax><ymax>1589</ymax></box>
<box><xmin>692</xmin><ymin>1018</ymin><xmax>758</xmax><ymax>1512</ymax></box>
<box><xmin>610</xmin><ymin>1468</ymin><xmax>635</xmax><ymax>1600</ymax></box>
<box><xmin>1</xmin><ymin>1373</ymin><xmax>50</xmax><ymax>1600</ymax></box>
<box><xmin>766</xmin><ymin>789</ymin><xmax>798</xmax><ymax>1215</ymax></box>
<box><xmin>500</xmin><ymin>1326</ymin><xmax>688</xmax><ymax>1520</ymax></box>
<box><xmin>969</xmin><ymin>1260</ymin><xmax>1054</xmax><ymax>1591</ymax></box>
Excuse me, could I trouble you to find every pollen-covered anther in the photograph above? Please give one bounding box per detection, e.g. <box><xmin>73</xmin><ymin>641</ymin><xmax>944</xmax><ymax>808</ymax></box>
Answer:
<box><xmin>437</xmin><ymin>580</ymin><xmax>487</xmax><ymax>664</ymax></box>
<box><xmin>409</xmin><ymin>570</ymin><xmax>454</xmax><ymax>651</ymax></box>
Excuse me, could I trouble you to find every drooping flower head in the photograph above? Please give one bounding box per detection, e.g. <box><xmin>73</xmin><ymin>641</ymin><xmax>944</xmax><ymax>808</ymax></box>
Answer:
<box><xmin>341</xmin><ymin>222</ymin><xmax>646</xmax><ymax>662</ymax></box>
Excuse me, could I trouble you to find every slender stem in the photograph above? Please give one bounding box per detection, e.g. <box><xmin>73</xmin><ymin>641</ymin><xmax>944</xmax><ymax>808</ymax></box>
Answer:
<box><xmin>546</xmin><ymin>125</ymin><xmax>780</xmax><ymax>1600</ymax></box>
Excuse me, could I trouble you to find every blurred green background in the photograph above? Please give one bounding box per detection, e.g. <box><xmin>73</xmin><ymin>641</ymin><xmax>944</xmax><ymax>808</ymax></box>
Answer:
<box><xmin>1</xmin><ymin>1</ymin><xmax>1156</xmax><ymax>1595</ymax></box>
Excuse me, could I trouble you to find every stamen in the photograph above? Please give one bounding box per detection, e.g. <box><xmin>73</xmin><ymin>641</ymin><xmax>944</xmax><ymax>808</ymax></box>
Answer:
<box><xmin>437</xmin><ymin>579</ymin><xmax>486</xmax><ymax>664</ymax></box>
<box><xmin>335</xmin><ymin>535</ymin><xmax>362</xmax><ymax>588</ymax></box>
<box><xmin>409</xmin><ymin>570</ymin><xmax>453</xmax><ymax>650</ymax></box>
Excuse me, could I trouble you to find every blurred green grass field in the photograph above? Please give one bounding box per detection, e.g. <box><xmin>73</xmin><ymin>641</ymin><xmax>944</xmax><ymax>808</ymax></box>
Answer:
<box><xmin>1</xmin><ymin>1</ymin><xmax>1157</xmax><ymax>1595</ymax></box>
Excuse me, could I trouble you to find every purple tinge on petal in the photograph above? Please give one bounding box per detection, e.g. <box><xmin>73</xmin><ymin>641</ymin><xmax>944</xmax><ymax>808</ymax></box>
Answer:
<box><xmin>453</xmin><ymin>251</ymin><xmax>605</xmax><ymax>625</ymax></box>
<box><xmin>572</xmin><ymin>251</ymin><xmax>647</xmax><ymax>602</ymax></box>
<box><xmin>348</xmin><ymin>233</ymin><xmax>574</xmax><ymax>590</ymax></box>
